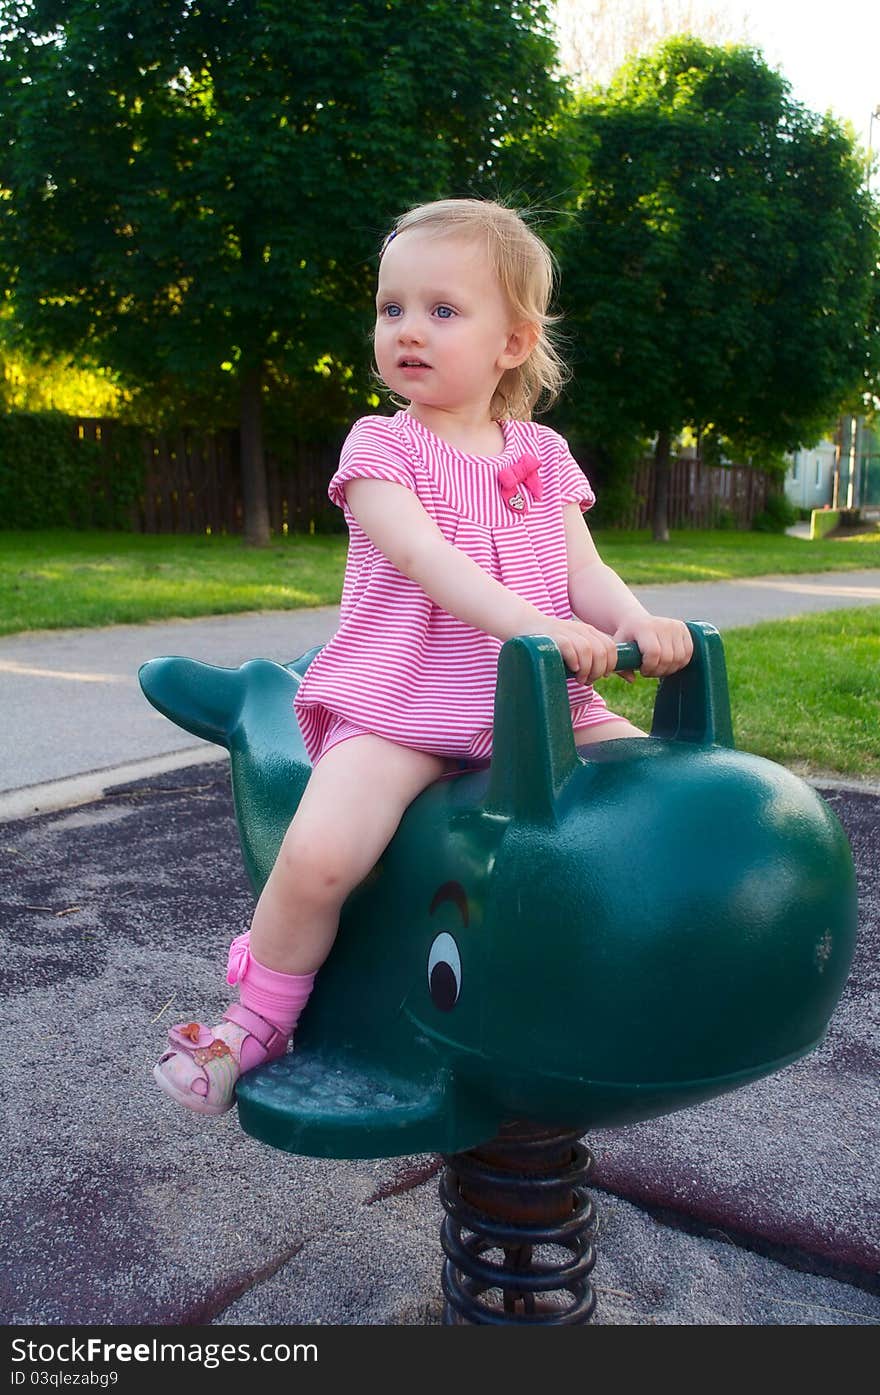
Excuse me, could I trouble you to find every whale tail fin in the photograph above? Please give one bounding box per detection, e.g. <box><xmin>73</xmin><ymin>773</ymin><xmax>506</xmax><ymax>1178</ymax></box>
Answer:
<box><xmin>138</xmin><ymin>657</ymin><xmax>247</xmax><ymax>749</ymax></box>
<box><xmin>139</xmin><ymin>646</ymin><xmax>322</xmax><ymax>753</ymax></box>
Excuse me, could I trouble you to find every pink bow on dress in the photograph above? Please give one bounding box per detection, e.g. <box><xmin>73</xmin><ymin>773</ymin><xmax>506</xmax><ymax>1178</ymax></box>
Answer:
<box><xmin>498</xmin><ymin>454</ymin><xmax>543</xmax><ymax>510</ymax></box>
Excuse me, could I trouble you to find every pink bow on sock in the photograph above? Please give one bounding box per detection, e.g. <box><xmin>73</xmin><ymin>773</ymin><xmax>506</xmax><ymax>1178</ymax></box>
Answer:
<box><xmin>498</xmin><ymin>454</ymin><xmax>543</xmax><ymax>510</ymax></box>
<box><xmin>226</xmin><ymin>929</ymin><xmax>251</xmax><ymax>985</ymax></box>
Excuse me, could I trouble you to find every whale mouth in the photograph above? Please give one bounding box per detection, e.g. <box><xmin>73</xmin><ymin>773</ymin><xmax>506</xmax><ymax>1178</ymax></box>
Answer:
<box><xmin>405</xmin><ymin>1006</ymin><xmax>824</xmax><ymax>1095</ymax></box>
<box><xmin>401</xmin><ymin>1009</ymin><xmax>482</xmax><ymax>1057</ymax></box>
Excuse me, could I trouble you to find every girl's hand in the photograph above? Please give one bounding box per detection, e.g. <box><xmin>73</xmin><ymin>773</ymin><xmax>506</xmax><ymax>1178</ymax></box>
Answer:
<box><xmin>530</xmin><ymin>614</ymin><xmax>620</xmax><ymax>686</ymax></box>
<box><xmin>612</xmin><ymin>614</ymin><xmax>693</xmax><ymax>678</ymax></box>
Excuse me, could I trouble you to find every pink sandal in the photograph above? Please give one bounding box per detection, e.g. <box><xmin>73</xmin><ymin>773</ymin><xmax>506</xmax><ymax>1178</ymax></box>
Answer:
<box><xmin>153</xmin><ymin>1004</ymin><xmax>288</xmax><ymax>1115</ymax></box>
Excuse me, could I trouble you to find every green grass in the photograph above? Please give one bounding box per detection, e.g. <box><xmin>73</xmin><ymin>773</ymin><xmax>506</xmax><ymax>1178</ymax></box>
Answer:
<box><xmin>594</xmin><ymin>607</ymin><xmax>880</xmax><ymax>779</ymax></box>
<box><xmin>2</xmin><ymin>525</ymin><xmax>879</xmax><ymax>637</ymax></box>
<box><xmin>594</xmin><ymin>523</ymin><xmax>880</xmax><ymax>584</ymax></box>
<box><xmin>0</xmin><ymin>530</ymin><xmax>347</xmax><ymax>636</ymax></box>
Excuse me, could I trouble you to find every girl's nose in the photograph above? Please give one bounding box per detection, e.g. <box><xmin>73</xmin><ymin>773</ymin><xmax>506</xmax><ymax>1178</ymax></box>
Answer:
<box><xmin>398</xmin><ymin>317</ymin><xmax>425</xmax><ymax>344</ymax></box>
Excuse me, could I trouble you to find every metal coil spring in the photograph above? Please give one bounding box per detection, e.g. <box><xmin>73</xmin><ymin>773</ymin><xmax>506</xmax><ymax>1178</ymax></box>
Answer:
<box><xmin>439</xmin><ymin>1129</ymin><xmax>598</xmax><ymax>1325</ymax></box>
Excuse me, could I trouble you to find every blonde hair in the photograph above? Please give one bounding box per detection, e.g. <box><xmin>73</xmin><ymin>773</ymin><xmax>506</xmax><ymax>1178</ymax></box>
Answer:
<box><xmin>379</xmin><ymin>198</ymin><xmax>569</xmax><ymax>421</ymax></box>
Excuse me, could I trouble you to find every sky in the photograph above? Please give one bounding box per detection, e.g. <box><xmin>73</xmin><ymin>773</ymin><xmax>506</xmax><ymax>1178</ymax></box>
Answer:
<box><xmin>554</xmin><ymin>0</ymin><xmax>880</xmax><ymax>149</ymax></box>
<box><xmin>738</xmin><ymin>0</ymin><xmax>879</xmax><ymax>145</ymax></box>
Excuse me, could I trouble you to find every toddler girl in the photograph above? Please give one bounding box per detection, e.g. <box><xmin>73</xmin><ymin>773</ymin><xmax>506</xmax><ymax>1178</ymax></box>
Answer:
<box><xmin>154</xmin><ymin>197</ymin><xmax>692</xmax><ymax>1114</ymax></box>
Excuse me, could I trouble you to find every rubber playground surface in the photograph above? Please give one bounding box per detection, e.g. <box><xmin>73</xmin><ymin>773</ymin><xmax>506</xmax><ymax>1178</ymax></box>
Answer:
<box><xmin>1</xmin><ymin>763</ymin><xmax>877</xmax><ymax>1326</ymax></box>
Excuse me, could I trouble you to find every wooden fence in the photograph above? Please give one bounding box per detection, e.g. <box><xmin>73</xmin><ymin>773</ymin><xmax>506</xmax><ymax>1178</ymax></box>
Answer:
<box><xmin>75</xmin><ymin>417</ymin><xmax>343</xmax><ymax>535</ymax></box>
<box><xmin>622</xmin><ymin>455</ymin><xmax>769</xmax><ymax>530</ymax></box>
<box><xmin>138</xmin><ymin>427</ymin><xmax>345</xmax><ymax>535</ymax></box>
<box><xmin>72</xmin><ymin>418</ymin><xmax>770</xmax><ymax>533</ymax></box>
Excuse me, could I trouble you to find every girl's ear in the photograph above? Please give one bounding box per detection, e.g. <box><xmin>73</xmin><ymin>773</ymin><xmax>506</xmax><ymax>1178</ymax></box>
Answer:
<box><xmin>499</xmin><ymin>321</ymin><xmax>540</xmax><ymax>369</ymax></box>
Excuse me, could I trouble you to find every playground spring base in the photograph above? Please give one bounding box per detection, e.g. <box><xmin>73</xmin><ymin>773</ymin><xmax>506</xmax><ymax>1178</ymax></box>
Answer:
<box><xmin>439</xmin><ymin>1121</ymin><xmax>598</xmax><ymax>1325</ymax></box>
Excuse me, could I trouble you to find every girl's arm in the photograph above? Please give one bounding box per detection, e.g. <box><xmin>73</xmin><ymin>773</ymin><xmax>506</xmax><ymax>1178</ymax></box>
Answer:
<box><xmin>564</xmin><ymin>505</ymin><xmax>693</xmax><ymax>676</ymax></box>
<box><xmin>344</xmin><ymin>479</ymin><xmax>620</xmax><ymax>684</ymax></box>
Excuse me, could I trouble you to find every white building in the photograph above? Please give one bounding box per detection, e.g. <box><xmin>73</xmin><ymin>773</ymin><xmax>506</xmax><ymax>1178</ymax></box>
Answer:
<box><xmin>784</xmin><ymin>439</ymin><xmax>837</xmax><ymax>510</ymax></box>
<box><xmin>784</xmin><ymin>419</ymin><xmax>880</xmax><ymax>514</ymax></box>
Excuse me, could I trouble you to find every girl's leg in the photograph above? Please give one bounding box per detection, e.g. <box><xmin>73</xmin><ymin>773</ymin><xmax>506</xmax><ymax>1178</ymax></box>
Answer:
<box><xmin>249</xmin><ymin>734</ymin><xmax>450</xmax><ymax>974</ymax></box>
<box><xmin>154</xmin><ymin>735</ymin><xmax>449</xmax><ymax>1112</ymax></box>
<box><xmin>575</xmin><ymin>716</ymin><xmax>646</xmax><ymax>748</ymax></box>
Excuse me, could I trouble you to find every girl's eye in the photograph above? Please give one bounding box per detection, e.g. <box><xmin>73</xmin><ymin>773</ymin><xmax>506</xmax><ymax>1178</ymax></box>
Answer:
<box><xmin>434</xmin><ymin>305</ymin><xmax>456</xmax><ymax>319</ymax></box>
<box><xmin>381</xmin><ymin>304</ymin><xmax>402</xmax><ymax>318</ymax></box>
<box><xmin>427</xmin><ymin>932</ymin><xmax>462</xmax><ymax>1011</ymax></box>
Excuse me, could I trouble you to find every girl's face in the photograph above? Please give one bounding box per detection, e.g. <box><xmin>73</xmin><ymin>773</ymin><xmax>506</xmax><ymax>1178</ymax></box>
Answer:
<box><xmin>374</xmin><ymin>230</ymin><xmax>532</xmax><ymax>423</ymax></box>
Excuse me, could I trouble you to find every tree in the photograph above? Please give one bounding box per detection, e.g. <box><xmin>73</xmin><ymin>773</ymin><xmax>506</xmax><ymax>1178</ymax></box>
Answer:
<box><xmin>555</xmin><ymin>38</ymin><xmax>880</xmax><ymax>539</ymax></box>
<box><xmin>0</xmin><ymin>0</ymin><xmax>563</xmax><ymax>542</ymax></box>
<box><xmin>0</xmin><ymin>341</ymin><xmax>124</xmax><ymax>416</ymax></box>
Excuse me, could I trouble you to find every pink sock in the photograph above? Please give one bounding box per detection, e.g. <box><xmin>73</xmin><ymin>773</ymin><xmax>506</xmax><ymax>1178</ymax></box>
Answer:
<box><xmin>226</xmin><ymin>930</ymin><xmax>316</xmax><ymax>1071</ymax></box>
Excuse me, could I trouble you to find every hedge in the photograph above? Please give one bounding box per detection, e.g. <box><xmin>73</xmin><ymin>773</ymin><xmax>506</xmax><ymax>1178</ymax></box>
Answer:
<box><xmin>0</xmin><ymin>412</ymin><xmax>144</xmax><ymax>529</ymax></box>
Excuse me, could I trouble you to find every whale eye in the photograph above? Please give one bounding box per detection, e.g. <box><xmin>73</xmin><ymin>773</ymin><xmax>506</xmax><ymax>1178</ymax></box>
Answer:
<box><xmin>427</xmin><ymin>932</ymin><xmax>461</xmax><ymax>1012</ymax></box>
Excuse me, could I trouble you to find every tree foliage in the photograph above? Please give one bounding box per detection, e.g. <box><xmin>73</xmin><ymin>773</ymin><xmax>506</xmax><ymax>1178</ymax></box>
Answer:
<box><xmin>555</xmin><ymin>38</ymin><xmax>880</xmax><ymax>538</ymax></box>
<box><xmin>0</xmin><ymin>344</ymin><xmax>124</xmax><ymax>415</ymax></box>
<box><xmin>0</xmin><ymin>305</ymin><xmax>125</xmax><ymax>414</ymax></box>
<box><xmin>0</xmin><ymin>0</ymin><xmax>563</xmax><ymax>540</ymax></box>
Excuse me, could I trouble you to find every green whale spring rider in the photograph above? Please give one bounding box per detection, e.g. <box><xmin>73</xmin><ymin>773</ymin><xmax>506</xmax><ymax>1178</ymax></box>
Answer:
<box><xmin>139</xmin><ymin>621</ymin><xmax>857</xmax><ymax>1160</ymax></box>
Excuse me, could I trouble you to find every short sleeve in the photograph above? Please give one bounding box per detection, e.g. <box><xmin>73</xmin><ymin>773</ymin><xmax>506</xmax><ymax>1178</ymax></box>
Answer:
<box><xmin>328</xmin><ymin>416</ymin><xmax>417</xmax><ymax>510</ymax></box>
<box><xmin>540</xmin><ymin>427</ymin><xmax>596</xmax><ymax>512</ymax></box>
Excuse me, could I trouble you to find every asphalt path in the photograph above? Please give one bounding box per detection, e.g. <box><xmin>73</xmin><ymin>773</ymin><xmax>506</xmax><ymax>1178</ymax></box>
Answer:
<box><xmin>2</xmin><ymin>567</ymin><xmax>879</xmax><ymax>819</ymax></box>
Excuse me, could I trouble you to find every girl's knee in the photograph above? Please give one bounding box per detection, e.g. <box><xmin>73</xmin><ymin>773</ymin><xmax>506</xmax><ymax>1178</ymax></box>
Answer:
<box><xmin>273</xmin><ymin>825</ymin><xmax>353</xmax><ymax>904</ymax></box>
<box><xmin>270</xmin><ymin>739</ymin><xmax>446</xmax><ymax>907</ymax></box>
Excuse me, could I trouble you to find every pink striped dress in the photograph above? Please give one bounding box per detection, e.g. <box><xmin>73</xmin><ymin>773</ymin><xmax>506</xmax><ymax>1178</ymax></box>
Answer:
<box><xmin>294</xmin><ymin>410</ymin><xmax>619</xmax><ymax>764</ymax></box>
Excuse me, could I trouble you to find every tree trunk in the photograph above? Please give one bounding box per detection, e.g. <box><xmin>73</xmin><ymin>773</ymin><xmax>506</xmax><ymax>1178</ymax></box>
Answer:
<box><xmin>651</xmin><ymin>428</ymin><xmax>672</xmax><ymax>542</ymax></box>
<box><xmin>239</xmin><ymin>365</ymin><xmax>271</xmax><ymax>546</ymax></box>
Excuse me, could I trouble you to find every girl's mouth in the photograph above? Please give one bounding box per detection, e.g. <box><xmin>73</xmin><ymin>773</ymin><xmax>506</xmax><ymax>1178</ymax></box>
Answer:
<box><xmin>398</xmin><ymin>358</ymin><xmax>430</xmax><ymax>369</ymax></box>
